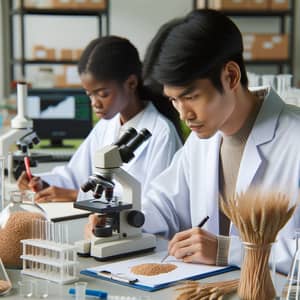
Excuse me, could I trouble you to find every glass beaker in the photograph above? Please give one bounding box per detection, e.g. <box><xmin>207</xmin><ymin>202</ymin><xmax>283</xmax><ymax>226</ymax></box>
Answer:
<box><xmin>0</xmin><ymin>190</ymin><xmax>48</xmax><ymax>268</ymax></box>
<box><xmin>281</xmin><ymin>229</ymin><xmax>300</xmax><ymax>299</ymax></box>
<box><xmin>75</xmin><ymin>281</ymin><xmax>87</xmax><ymax>300</ymax></box>
<box><xmin>18</xmin><ymin>279</ymin><xmax>34</xmax><ymax>298</ymax></box>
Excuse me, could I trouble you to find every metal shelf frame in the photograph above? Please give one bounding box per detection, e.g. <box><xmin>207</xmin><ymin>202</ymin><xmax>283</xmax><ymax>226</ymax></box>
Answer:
<box><xmin>193</xmin><ymin>0</ymin><xmax>295</xmax><ymax>75</ymax></box>
<box><xmin>9</xmin><ymin>0</ymin><xmax>110</xmax><ymax>85</ymax></box>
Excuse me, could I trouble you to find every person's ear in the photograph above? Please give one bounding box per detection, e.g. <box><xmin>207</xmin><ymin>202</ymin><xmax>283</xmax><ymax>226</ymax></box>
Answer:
<box><xmin>223</xmin><ymin>61</ymin><xmax>241</xmax><ymax>91</ymax></box>
<box><xmin>125</xmin><ymin>74</ymin><xmax>138</xmax><ymax>92</ymax></box>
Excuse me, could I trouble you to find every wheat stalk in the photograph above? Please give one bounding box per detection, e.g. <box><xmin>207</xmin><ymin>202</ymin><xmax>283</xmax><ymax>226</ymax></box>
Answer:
<box><xmin>221</xmin><ymin>189</ymin><xmax>297</xmax><ymax>300</ymax></box>
<box><xmin>175</xmin><ymin>279</ymin><xmax>239</xmax><ymax>300</ymax></box>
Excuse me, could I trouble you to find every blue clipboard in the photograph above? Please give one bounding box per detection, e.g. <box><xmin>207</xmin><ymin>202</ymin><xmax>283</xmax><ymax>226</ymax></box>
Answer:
<box><xmin>80</xmin><ymin>265</ymin><xmax>238</xmax><ymax>292</ymax></box>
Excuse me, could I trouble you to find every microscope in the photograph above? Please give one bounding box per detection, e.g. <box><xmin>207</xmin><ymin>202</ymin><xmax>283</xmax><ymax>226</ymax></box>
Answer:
<box><xmin>74</xmin><ymin>128</ymin><xmax>156</xmax><ymax>260</ymax></box>
<box><xmin>0</xmin><ymin>82</ymin><xmax>40</xmax><ymax>179</ymax></box>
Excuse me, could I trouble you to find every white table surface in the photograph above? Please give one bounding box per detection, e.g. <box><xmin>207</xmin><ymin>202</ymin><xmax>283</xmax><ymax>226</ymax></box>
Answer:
<box><xmin>3</xmin><ymin>238</ymin><xmax>287</xmax><ymax>300</ymax></box>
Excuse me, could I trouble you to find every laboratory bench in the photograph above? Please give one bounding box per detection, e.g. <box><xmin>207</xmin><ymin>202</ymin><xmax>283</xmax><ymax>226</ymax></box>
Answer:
<box><xmin>3</xmin><ymin>237</ymin><xmax>288</xmax><ymax>300</ymax></box>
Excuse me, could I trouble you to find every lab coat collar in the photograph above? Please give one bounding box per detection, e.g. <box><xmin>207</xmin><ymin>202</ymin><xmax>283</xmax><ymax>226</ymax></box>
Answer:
<box><xmin>234</xmin><ymin>88</ymin><xmax>285</xmax><ymax>193</ymax></box>
<box><xmin>250</xmin><ymin>87</ymin><xmax>285</xmax><ymax>146</ymax></box>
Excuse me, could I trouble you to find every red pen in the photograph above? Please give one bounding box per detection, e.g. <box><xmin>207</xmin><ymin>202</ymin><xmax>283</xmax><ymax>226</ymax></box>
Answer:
<box><xmin>24</xmin><ymin>156</ymin><xmax>33</xmax><ymax>180</ymax></box>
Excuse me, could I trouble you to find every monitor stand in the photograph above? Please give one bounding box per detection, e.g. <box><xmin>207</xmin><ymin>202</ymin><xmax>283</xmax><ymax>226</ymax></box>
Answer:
<box><xmin>40</xmin><ymin>138</ymin><xmax>74</xmax><ymax>148</ymax></box>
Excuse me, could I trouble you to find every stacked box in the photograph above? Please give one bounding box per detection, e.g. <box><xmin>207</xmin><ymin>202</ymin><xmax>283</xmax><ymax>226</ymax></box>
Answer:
<box><xmin>243</xmin><ymin>33</ymin><xmax>288</xmax><ymax>60</ymax></box>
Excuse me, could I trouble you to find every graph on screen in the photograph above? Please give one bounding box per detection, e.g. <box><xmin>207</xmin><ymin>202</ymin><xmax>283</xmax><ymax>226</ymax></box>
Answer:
<box><xmin>27</xmin><ymin>96</ymin><xmax>75</xmax><ymax>119</ymax></box>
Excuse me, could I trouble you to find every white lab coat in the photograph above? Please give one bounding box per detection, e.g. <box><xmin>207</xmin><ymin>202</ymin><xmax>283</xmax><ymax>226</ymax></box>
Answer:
<box><xmin>40</xmin><ymin>102</ymin><xmax>182</xmax><ymax>199</ymax></box>
<box><xmin>143</xmin><ymin>88</ymin><xmax>300</xmax><ymax>274</ymax></box>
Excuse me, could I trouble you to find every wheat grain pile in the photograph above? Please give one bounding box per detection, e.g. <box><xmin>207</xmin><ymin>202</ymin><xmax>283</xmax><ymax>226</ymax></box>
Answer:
<box><xmin>0</xmin><ymin>211</ymin><xmax>45</xmax><ymax>268</ymax></box>
<box><xmin>131</xmin><ymin>263</ymin><xmax>177</xmax><ymax>276</ymax></box>
<box><xmin>221</xmin><ymin>190</ymin><xmax>296</xmax><ymax>300</ymax></box>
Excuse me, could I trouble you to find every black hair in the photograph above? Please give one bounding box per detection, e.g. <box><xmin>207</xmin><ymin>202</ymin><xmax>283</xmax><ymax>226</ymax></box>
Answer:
<box><xmin>143</xmin><ymin>19</ymin><xmax>184</xmax><ymax>141</ymax></box>
<box><xmin>153</xmin><ymin>9</ymin><xmax>248</xmax><ymax>92</ymax></box>
<box><xmin>78</xmin><ymin>36</ymin><xmax>183</xmax><ymax>139</ymax></box>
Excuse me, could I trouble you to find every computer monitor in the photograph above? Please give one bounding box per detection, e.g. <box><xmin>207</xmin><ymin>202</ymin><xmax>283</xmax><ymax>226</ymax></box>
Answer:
<box><xmin>26</xmin><ymin>89</ymin><xmax>93</xmax><ymax>148</ymax></box>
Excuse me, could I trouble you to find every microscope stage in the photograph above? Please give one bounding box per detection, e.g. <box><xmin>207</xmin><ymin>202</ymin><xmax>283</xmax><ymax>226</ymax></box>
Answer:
<box><xmin>74</xmin><ymin>199</ymin><xmax>132</xmax><ymax>213</ymax></box>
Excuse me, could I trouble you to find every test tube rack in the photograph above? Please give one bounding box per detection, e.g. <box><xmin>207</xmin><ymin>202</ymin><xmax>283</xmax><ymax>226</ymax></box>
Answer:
<box><xmin>21</xmin><ymin>239</ymin><xmax>78</xmax><ymax>284</ymax></box>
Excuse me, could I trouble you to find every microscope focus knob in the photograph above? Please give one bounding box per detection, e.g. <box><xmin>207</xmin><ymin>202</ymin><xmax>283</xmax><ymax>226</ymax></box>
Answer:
<box><xmin>127</xmin><ymin>210</ymin><xmax>145</xmax><ymax>228</ymax></box>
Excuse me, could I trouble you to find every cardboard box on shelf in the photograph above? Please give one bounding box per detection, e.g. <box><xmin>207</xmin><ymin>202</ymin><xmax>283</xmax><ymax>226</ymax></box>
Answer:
<box><xmin>51</xmin><ymin>0</ymin><xmax>75</xmax><ymax>9</ymax></box>
<box><xmin>60</xmin><ymin>49</ymin><xmax>73</xmax><ymax>60</ymax></box>
<box><xmin>73</xmin><ymin>49</ymin><xmax>83</xmax><ymax>60</ymax></box>
<box><xmin>46</xmin><ymin>48</ymin><xmax>56</xmax><ymax>60</ymax></box>
<box><xmin>243</xmin><ymin>33</ymin><xmax>288</xmax><ymax>60</ymax></box>
<box><xmin>85</xmin><ymin>0</ymin><xmax>107</xmax><ymax>9</ymax></box>
<box><xmin>208</xmin><ymin>0</ymin><xmax>249</xmax><ymax>10</ymax></box>
<box><xmin>64</xmin><ymin>65</ymin><xmax>81</xmax><ymax>87</ymax></box>
<box><xmin>22</xmin><ymin>0</ymin><xmax>53</xmax><ymax>8</ymax></box>
<box><xmin>33</xmin><ymin>45</ymin><xmax>47</xmax><ymax>59</ymax></box>
<box><xmin>33</xmin><ymin>45</ymin><xmax>56</xmax><ymax>60</ymax></box>
<box><xmin>270</xmin><ymin>0</ymin><xmax>289</xmax><ymax>10</ymax></box>
<box><xmin>248</xmin><ymin>0</ymin><xmax>268</xmax><ymax>10</ymax></box>
<box><xmin>55</xmin><ymin>65</ymin><xmax>81</xmax><ymax>88</ymax></box>
<box><xmin>55</xmin><ymin>74</ymin><xmax>66</xmax><ymax>88</ymax></box>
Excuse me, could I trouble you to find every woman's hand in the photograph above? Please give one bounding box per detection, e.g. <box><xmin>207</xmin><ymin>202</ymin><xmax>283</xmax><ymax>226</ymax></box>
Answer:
<box><xmin>17</xmin><ymin>171</ymin><xmax>44</xmax><ymax>192</ymax></box>
<box><xmin>34</xmin><ymin>187</ymin><xmax>78</xmax><ymax>203</ymax></box>
<box><xmin>168</xmin><ymin>227</ymin><xmax>218</xmax><ymax>265</ymax></box>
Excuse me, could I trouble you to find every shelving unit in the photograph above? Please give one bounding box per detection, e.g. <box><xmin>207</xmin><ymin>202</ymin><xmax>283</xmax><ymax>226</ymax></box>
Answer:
<box><xmin>193</xmin><ymin>0</ymin><xmax>295</xmax><ymax>75</ymax></box>
<box><xmin>9</xmin><ymin>0</ymin><xmax>110</xmax><ymax>90</ymax></box>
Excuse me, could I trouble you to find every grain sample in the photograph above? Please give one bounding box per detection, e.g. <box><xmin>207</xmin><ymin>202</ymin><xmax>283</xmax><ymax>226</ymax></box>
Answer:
<box><xmin>0</xmin><ymin>280</ymin><xmax>11</xmax><ymax>293</ymax></box>
<box><xmin>131</xmin><ymin>263</ymin><xmax>177</xmax><ymax>276</ymax></box>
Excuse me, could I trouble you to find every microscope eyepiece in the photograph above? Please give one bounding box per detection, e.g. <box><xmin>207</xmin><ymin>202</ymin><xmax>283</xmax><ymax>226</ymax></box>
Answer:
<box><xmin>114</xmin><ymin>127</ymin><xmax>137</xmax><ymax>147</ymax></box>
<box><xmin>32</xmin><ymin>136</ymin><xmax>40</xmax><ymax>145</ymax></box>
<box><xmin>81</xmin><ymin>179</ymin><xmax>95</xmax><ymax>193</ymax></box>
<box><xmin>119</xmin><ymin>129</ymin><xmax>152</xmax><ymax>163</ymax></box>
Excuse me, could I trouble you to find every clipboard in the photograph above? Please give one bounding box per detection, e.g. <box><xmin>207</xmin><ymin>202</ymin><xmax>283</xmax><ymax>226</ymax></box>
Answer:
<box><xmin>81</xmin><ymin>252</ymin><xmax>238</xmax><ymax>292</ymax></box>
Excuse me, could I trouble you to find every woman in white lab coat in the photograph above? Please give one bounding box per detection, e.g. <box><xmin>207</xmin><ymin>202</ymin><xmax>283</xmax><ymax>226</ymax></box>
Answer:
<box><xmin>17</xmin><ymin>36</ymin><xmax>182</xmax><ymax>202</ymax></box>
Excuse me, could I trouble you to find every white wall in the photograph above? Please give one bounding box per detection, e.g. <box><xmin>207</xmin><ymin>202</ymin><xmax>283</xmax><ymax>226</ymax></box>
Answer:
<box><xmin>110</xmin><ymin>0</ymin><xmax>192</xmax><ymax>58</ymax></box>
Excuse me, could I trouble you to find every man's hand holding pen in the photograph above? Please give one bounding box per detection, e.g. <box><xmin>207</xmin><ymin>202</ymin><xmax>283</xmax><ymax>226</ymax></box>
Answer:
<box><xmin>167</xmin><ymin>216</ymin><xmax>218</xmax><ymax>265</ymax></box>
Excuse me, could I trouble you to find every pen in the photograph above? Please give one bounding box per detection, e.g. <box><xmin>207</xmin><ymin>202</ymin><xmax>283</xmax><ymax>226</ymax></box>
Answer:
<box><xmin>161</xmin><ymin>215</ymin><xmax>210</xmax><ymax>263</ymax></box>
<box><xmin>24</xmin><ymin>156</ymin><xmax>32</xmax><ymax>180</ymax></box>
<box><xmin>98</xmin><ymin>270</ymin><xmax>138</xmax><ymax>284</ymax></box>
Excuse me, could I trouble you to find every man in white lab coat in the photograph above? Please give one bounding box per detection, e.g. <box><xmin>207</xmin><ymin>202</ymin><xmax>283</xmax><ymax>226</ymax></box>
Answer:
<box><xmin>141</xmin><ymin>9</ymin><xmax>300</xmax><ymax>274</ymax></box>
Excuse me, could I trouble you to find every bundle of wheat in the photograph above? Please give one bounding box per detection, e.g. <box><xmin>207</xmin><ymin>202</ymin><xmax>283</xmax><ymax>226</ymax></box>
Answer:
<box><xmin>221</xmin><ymin>190</ymin><xmax>296</xmax><ymax>300</ymax></box>
<box><xmin>175</xmin><ymin>279</ymin><xmax>239</xmax><ymax>300</ymax></box>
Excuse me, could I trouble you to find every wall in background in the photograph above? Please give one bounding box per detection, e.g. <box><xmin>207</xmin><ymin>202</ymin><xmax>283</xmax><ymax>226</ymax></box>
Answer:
<box><xmin>110</xmin><ymin>0</ymin><xmax>192</xmax><ymax>58</ymax></box>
